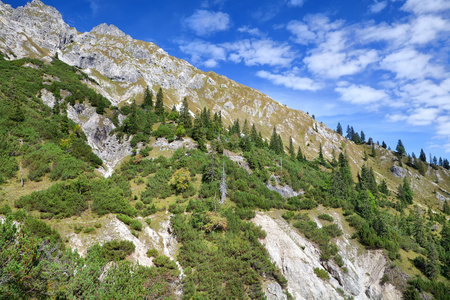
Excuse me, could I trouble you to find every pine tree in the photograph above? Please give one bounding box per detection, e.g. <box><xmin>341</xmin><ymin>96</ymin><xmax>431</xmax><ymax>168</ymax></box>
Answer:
<box><xmin>155</xmin><ymin>87</ymin><xmax>164</xmax><ymax>117</ymax></box>
<box><xmin>297</xmin><ymin>146</ymin><xmax>304</xmax><ymax>162</ymax></box>
<box><xmin>288</xmin><ymin>136</ymin><xmax>295</xmax><ymax>159</ymax></box>
<box><xmin>269</xmin><ymin>127</ymin><xmax>279</xmax><ymax>153</ymax></box>
<box><xmin>318</xmin><ymin>143</ymin><xmax>324</xmax><ymax>164</ymax></box>
<box><xmin>179</xmin><ymin>97</ymin><xmax>192</xmax><ymax>131</ymax></box>
<box><xmin>382</xmin><ymin>141</ymin><xmax>387</xmax><ymax>149</ymax></box>
<box><xmin>61</xmin><ymin>115</ymin><xmax>69</xmax><ymax>135</ymax></box>
<box><xmin>360</xmin><ymin>131</ymin><xmax>365</xmax><ymax>143</ymax></box>
<box><xmin>396</xmin><ymin>139</ymin><xmax>405</xmax><ymax>156</ymax></box>
<box><xmin>336</xmin><ymin>122</ymin><xmax>343</xmax><ymax>135</ymax></box>
<box><xmin>141</xmin><ymin>86</ymin><xmax>153</xmax><ymax>110</ymax></box>
<box><xmin>242</xmin><ymin>119</ymin><xmax>249</xmax><ymax>136</ymax></box>
<box><xmin>379</xmin><ymin>179</ymin><xmax>389</xmax><ymax>195</ymax></box>
<box><xmin>231</xmin><ymin>119</ymin><xmax>240</xmax><ymax>136</ymax></box>
<box><xmin>419</xmin><ymin>149</ymin><xmax>427</xmax><ymax>162</ymax></box>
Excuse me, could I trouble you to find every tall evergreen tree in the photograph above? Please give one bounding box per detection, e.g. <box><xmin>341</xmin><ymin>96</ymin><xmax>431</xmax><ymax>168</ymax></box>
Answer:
<box><xmin>242</xmin><ymin>119</ymin><xmax>249</xmax><ymax>136</ymax></box>
<box><xmin>381</xmin><ymin>141</ymin><xmax>387</xmax><ymax>149</ymax></box>
<box><xmin>155</xmin><ymin>87</ymin><xmax>164</xmax><ymax>117</ymax></box>
<box><xmin>179</xmin><ymin>97</ymin><xmax>192</xmax><ymax>131</ymax></box>
<box><xmin>419</xmin><ymin>149</ymin><xmax>427</xmax><ymax>162</ymax></box>
<box><xmin>318</xmin><ymin>143</ymin><xmax>324</xmax><ymax>164</ymax></box>
<box><xmin>336</xmin><ymin>122</ymin><xmax>343</xmax><ymax>135</ymax></box>
<box><xmin>141</xmin><ymin>87</ymin><xmax>153</xmax><ymax>110</ymax></box>
<box><xmin>297</xmin><ymin>146</ymin><xmax>304</xmax><ymax>162</ymax></box>
<box><xmin>360</xmin><ymin>131</ymin><xmax>365</xmax><ymax>143</ymax></box>
<box><xmin>396</xmin><ymin>139</ymin><xmax>405</xmax><ymax>156</ymax></box>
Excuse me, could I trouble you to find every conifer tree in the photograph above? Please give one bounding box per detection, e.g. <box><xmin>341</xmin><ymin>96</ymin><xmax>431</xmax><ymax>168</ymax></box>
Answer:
<box><xmin>141</xmin><ymin>87</ymin><xmax>153</xmax><ymax>110</ymax></box>
<box><xmin>379</xmin><ymin>179</ymin><xmax>389</xmax><ymax>195</ymax></box>
<box><xmin>297</xmin><ymin>146</ymin><xmax>304</xmax><ymax>162</ymax></box>
<box><xmin>318</xmin><ymin>143</ymin><xmax>324</xmax><ymax>163</ymax></box>
<box><xmin>419</xmin><ymin>149</ymin><xmax>427</xmax><ymax>162</ymax></box>
<box><xmin>179</xmin><ymin>97</ymin><xmax>192</xmax><ymax>131</ymax></box>
<box><xmin>155</xmin><ymin>87</ymin><xmax>164</xmax><ymax>117</ymax></box>
<box><xmin>242</xmin><ymin>119</ymin><xmax>249</xmax><ymax>136</ymax></box>
<box><xmin>61</xmin><ymin>115</ymin><xmax>69</xmax><ymax>135</ymax></box>
<box><xmin>396</xmin><ymin>139</ymin><xmax>405</xmax><ymax>156</ymax></box>
<box><xmin>382</xmin><ymin>141</ymin><xmax>387</xmax><ymax>149</ymax></box>
<box><xmin>270</xmin><ymin>127</ymin><xmax>279</xmax><ymax>154</ymax></box>
<box><xmin>360</xmin><ymin>131</ymin><xmax>365</xmax><ymax>143</ymax></box>
<box><xmin>336</xmin><ymin>122</ymin><xmax>343</xmax><ymax>135</ymax></box>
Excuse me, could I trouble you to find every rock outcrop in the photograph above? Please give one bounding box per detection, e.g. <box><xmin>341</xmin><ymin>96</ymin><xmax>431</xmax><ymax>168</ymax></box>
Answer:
<box><xmin>252</xmin><ymin>212</ymin><xmax>402</xmax><ymax>300</ymax></box>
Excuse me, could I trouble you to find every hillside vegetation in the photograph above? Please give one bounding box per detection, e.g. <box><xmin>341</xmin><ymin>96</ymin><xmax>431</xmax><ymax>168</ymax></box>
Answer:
<box><xmin>0</xmin><ymin>52</ymin><xmax>450</xmax><ymax>299</ymax></box>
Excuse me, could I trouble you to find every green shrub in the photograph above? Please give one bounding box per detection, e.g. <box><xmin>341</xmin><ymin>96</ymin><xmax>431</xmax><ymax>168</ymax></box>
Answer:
<box><xmin>117</xmin><ymin>214</ymin><xmax>132</xmax><ymax>225</ymax></box>
<box><xmin>135</xmin><ymin>201</ymin><xmax>144</xmax><ymax>210</ymax></box>
<box><xmin>318</xmin><ymin>213</ymin><xmax>334</xmax><ymax>222</ymax></box>
<box><xmin>314</xmin><ymin>268</ymin><xmax>330</xmax><ymax>280</ymax></box>
<box><xmin>74</xmin><ymin>225</ymin><xmax>83</xmax><ymax>234</ymax></box>
<box><xmin>0</xmin><ymin>204</ymin><xmax>12</xmax><ymax>215</ymax></box>
<box><xmin>333</xmin><ymin>254</ymin><xmax>344</xmax><ymax>267</ymax></box>
<box><xmin>145</xmin><ymin>218</ymin><xmax>151</xmax><ymax>226</ymax></box>
<box><xmin>147</xmin><ymin>248</ymin><xmax>159</xmax><ymax>258</ymax></box>
<box><xmin>99</xmin><ymin>240</ymin><xmax>135</xmax><ymax>261</ymax></box>
<box><xmin>94</xmin><ymin>223</ymin><xmax>102</xmax><ymax>228</ymax></box>
<box><xmin>323</xmin><ymin>224</ymin><xmax>343</xmax><ymax>238</ymax></box>
<box><xmin>130</xmin><ymin>219</ymin><xmax>143</xmax><ymax>231</ymax></box>
<box><xmin>83</xmin><ymin>227</ymin><xmax>95</xmax><ymax>234</ymax></box>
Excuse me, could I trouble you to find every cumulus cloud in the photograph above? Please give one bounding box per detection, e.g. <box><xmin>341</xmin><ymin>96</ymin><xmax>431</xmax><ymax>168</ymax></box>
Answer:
<box><xmin>179</xmin><ymin>40</ymin><xmax>227</xmax><ymax>67</ymax></box>
<box><xmin>369</xmin><ymin>1</ymin><xmax>387</xmax><ymax>13</ymax></box>
<box><xmin>179</xmin><ymin>38</ymin><xmax>295</xmax><ymax>68</ymax></box>
<box><xmin>287</xmin><ymin>20</ymin><xmax>317</xmax><ymax>44</ymax></box>
<box><xmin>335</xmin><ymin>84</ymin><xmax>388</xmax><ymax>105</ymax></box>
<box><xmin>407</xmin><ymin>108</ymin><xmax>441</xmax><ymax>125</ymax></box>
<box><xmin>256</xmin><ymin>70</ymin><xmax>321</xmax><ymax>91</ymax></box>
<box><xmin>185</xmin><ymin>10</ymin><xmax>230</xmax><ymax>36</ymax></box>
<box><xmin>237</xmin><ymin>26</ymin><xmax>264</xmax><ymax>37</ymax></box>
<box><xmin>380</xmin><ymin>48</ymin><xmax>445</xmax><ymax>79</ymax></box>
<box><xmin>226</xmin><ymin>39</ymin><xmax>295</xmax><ymax>67</ymax></box>
<box><xmin>402</xmin><ymin>0</ymin><xmax>450</xmax><ymax>14</ymax></box>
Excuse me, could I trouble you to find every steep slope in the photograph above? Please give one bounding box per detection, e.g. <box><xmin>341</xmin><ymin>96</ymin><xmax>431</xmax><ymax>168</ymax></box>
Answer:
<box><xmin>1</xmin><ymin>1</ymin><xmax>449</xmax><ymax>212</ymax></box>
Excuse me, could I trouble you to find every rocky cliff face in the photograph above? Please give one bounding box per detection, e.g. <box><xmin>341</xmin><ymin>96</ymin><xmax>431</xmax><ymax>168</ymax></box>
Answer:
<box><xmin>253</xmin><ymin>212</ymin><xmax>402</xmax><ymax>300</ymax></box>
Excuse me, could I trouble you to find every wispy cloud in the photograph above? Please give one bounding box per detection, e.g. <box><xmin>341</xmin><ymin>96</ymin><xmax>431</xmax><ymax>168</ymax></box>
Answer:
<box><xmin>87</xmin><ymin>0</ymin><xmax>99</xmax><ymax>16</ymax></box>
<box><xmin>256</xmin><ymin>69</ymin><xmax>321</xmax><ymax>91</ymax></box>
<box><xmin>402</xmin><ymin>0</ymin><xmax>450</xmax><ymax>14</ymax></box>
<box><xmin>369</xmin><ymin>1</ymin><xmax>387</xmax><ymax>13</ymax></box>
<box><xmin>335</xmin><ymin>83</ymin><xmax>388</xmax><ymax>105</ymax></box>
<box><xmin>185</xmin><ymin>10</ymin><xmax>231</xmax><ymax>36</ymax></box>
<box><xmin>287</xmin><ymin>0</ymin><xmax>306</xmax><ymax>7</ymax></box>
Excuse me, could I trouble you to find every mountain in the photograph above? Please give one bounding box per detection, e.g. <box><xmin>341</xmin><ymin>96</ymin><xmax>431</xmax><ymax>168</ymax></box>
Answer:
<box><xmin>0</xmin><ymin>1</ymin><xmax>449</xmax><ymax>299</ymax></box>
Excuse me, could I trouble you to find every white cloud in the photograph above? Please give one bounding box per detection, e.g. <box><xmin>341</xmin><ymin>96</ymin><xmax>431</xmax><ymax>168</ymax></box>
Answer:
<box><xmin>387</xmin><ymin>113</ymin><xmax>408</xmax><ymax>122</ymax></box>
<box><xmin>87</xmin><ymin>0</ymin><xmax>99</xmax><ymax>15</ymax></box>
<box><xmin>287</xmin><ymin>21</ymin><xmax>317</xmax><ymax>44</ymax></box>
<box><xmin>380</xmin><ymin>48</ymin><xmax>445</xmax><ymax>79</ymax></box>
<box><xmin>226</xmin><ymin>39</ymin><xmax>295</xmax><ymax>67</ymax></box>
<box><xmin>410</xmin><ymin>15</ymin><xmax>449</xmax><ymax>44</ymax></box>
<box><xmin>179</xmin><ymin>40</ymin><xmax>227</xmax><ymax>67</ymax></box>
<box><xmin>185</xmin><ymin>10</ymin><xmax>230</xmax><ymax>36</ymax></box>
<box><xmin>304</xmin><ymin>46</ymin><xmax>378</xmax><ymax>78</ymax></box>
<box><xmin>407</xmin><ymin>108</ymin><xmax>441</xmax><ymax>125</ymax></box>
<box><xmin>237</xmin><ymin>26</ymin><xmax>264</xmax><ymax>37</ymax></box>
<box><xmin>288</xmin><ymin>0</ymin><xmax>306</xmax><ymax>7</ymax></box>
<box><xmin>256</xmin><ymin>70</ymin><xmax>321</xmax><ymax>91</ymax></box>
<box><xmin>402</xmin><ymin>0</ymin><xmax>450</xmax><ymax>14</ymax></box>
<box><xmin>335</xmin><ymin>84</ymin><xmax>388</xmax><ymax>105</ymax></box>
<box><xmin>401</xmin><ymin>78</ymin><xmax>450</xmax><ymax>109</ymax></box>
<box><xmin>369</xmin><ymin>1</ymin><xmax>387</xmax><ymax>13</ymax></box>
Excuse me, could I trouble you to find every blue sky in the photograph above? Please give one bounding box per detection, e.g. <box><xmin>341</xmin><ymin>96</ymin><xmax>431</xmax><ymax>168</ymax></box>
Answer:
<box><xmin>7</xmin><ymin>0</ymin><xmax>450</xmax><ymax>161</ymax></box>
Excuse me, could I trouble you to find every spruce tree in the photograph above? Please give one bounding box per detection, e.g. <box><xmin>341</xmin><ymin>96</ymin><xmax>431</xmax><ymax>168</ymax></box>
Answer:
<box><xmin>297</xmin><ymin>146</ymin><xmax>304</xmax><ymax>162</ymax></box>
<box><xmin>179</xmin><ymin>97</ymin><xmax>192</xmax><ymax>131</ymax></box>
<box><xmin>419</xmin><ymin>149</ymin><xmax>427</xmax><ymax>162</ymax></box>
<box><xmin>142</xmin><ymin>87</ymin><xmax>153</xmax><ymax>110</ymax></box>
<box><xmin>336</xmin><ymin>122</ymin><xmax>343</xmax><ymax>135</ymax></box>
<box><xmin>396</xmin><ymin>139</ymin><xmax>405</xmax><ymax>156</ymax></box>
<box><xmin>242</xmin><ymin>119</ymin><xmax>249</xmax><ymax>136</ymax></box>
<box><xmin>155</xmin><ymin>87</ymin><xmax>164</xmax><ymax>117</ymax></box>
<box><xmin>382</xmin><ymin>141</ymin><xmax>387</xmax><ymax>149</ymax></box>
